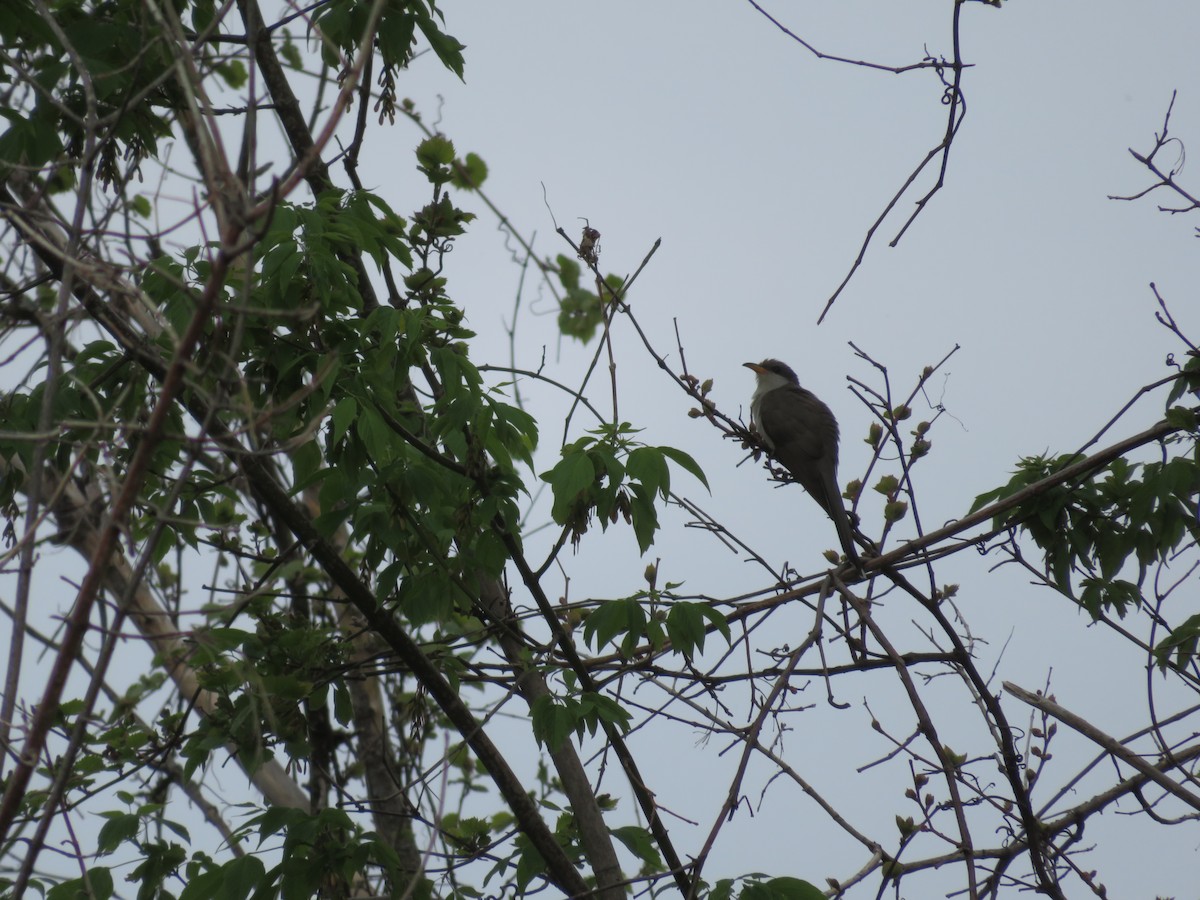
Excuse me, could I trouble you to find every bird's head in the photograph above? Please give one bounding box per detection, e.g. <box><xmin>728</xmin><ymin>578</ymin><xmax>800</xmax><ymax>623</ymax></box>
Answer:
<box><xmin>743</xmin><ymin>359</ymin><xmax>799</xmax><ymax>391</ymax></box>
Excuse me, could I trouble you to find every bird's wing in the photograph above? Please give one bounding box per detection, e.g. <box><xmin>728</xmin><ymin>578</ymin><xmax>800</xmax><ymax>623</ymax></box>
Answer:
<box><xmin>757</xmin><ymin>386</ymin><xmax>841</xmax><ymax>515</ymax></box>
<box><xmin>757</xmin><ymin>386</ymin><xmax>838</xmax><ymax>465</ymax></box>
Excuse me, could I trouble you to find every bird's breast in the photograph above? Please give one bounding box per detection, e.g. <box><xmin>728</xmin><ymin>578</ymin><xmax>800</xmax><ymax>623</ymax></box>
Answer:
<box><xmin>749</xmin><ymin>386</ymin><xmax>776</xmax><ymax>450</ymax></box>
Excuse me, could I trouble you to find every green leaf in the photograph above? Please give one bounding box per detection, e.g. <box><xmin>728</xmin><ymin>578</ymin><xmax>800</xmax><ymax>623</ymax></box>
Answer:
<box><xmin>626</xmin><ymin>446</ymin><xmax>670</xmax><ymax>499</ymax></box>
<box><xmin>969</xmin><ymin>485</ymin><xmax>1006</xmax><ymax>515</ymax></box>
<box><xmin>215</xmin><ymin>60</ymin><xmax>247</xmax><ymax>89</ymax></box>
<box><xmin>555</xmin><ymin>254</ymin><xmax>582</xmax><ymax>291</ymax></box>
<box><xmin>644</xmin><ymin>613</ymin><xmax>667</xmax><ymax>652</ymax></box>
<box><xmin>611</xmin><ymin>825</ymin><xmax>664</xmax><ymax>872</ymax></box>
<box><xmin>48</xmin><ymin>868</ymin><xmax>114</xmax><ymax>900</ymax></box>
<box><xmin>739</xmin><ymin>877</ymin><xmax>825</xmax><ymax>900</ymax></box>
<box><xmin>1</xmin><ymin>104</ymin><xmax>63</xmax><ymax>162</ymax></box>
<box><xmin>97</xmin><ymin>811</ymin><xmax>139</xmax><ymax>854</ymax></box>
<box><xmin>251</xmin><ymin>804</ymin><xmax>304</xmax><ymax>841</ymax></box>
<box><xmin>665</xmin><ymin>603</ymin><xmax>704</xmax><ymax>658</ymax></box>
<box><xmin>87</xmin><ymin>868</ymin><xmax>115</xmax><ymax>900</ymax></box>
<box><xmin>578</xmin><ymin>691</ymin><xmax>632</xmax><ymax>736</ymax></box>
<box><xmin>543</xmin><ymin>449</ymin><xmax>597</xmax><ymax>523</ymax></box>
<box><xmin>530</xmin><ymin>694</ymin><xmax>577</xmax><ymax>749</ymax></box>
<box><xmin>512</xmin><ymin>834</ymin><xmax>546</xmax><ymax>892</ymax></box>
<box><xmin>1168</xmin><ymin>354</ymin><xmax>1200</xmax><ymax>404</ymax></box>
<box><xmin>657</xmin><ymin>445</ymin><xmax>710</xmax><ymax>491</ymax></box>
<box><xmin>356</xmin><ymin>406</ymin><xmax>396</xmax><ymax>464</ymax></box>
<box><xmin>280</xmin><ymin>31</ymin><xmax>303</xmax><ymax>69</ymax></box>
<box><xmin>375</xmin><ymin>6</ymin><xmax>417</xmax><ymax>68</ymax></box>
<box><xmin>588</xmin><ymin>441</ymin><xmax>625</xmax><ymax>485</ymax></box>
<box><xmin>416</xmin><ymin>135</ymin><xmax>455</xmax><ymax>166</ymax></box>
<box><xmin>179</xmin><ymin>869</ymin><xmax>226</xmax><ymax>900</ymax></box>
<box><xmin>315</xmin><ymin>468</ymin><xmax>355</xmax><ymax>534</ymax></box>
<box><xmin>329</xmin><ymin>396</ymin><xmax>357</xmax><ymax>447</ymax></box>
<box><xmin>160</xmin><ymin>816</ymin><xmax>191</xmax><ymax>843</ymax></box>
<box><xmin>1154</xmin><ymin>613</ymin><xmax>1200</xmax><ymax>671</ymax></box>
<box><xmin>451</xmin><ymin>152</ymin><xmax>488</xmax><ymax>190</ymax></box>
<box><xmin>665</xmin><ymin>602</ymin><xmax>729</xmax><ymax>658</ymax></box>
<box><xmin>221</xmin><ymin>854</ymin><xmax>266</xmax><ymax>900</ymax></box>
<box><xmin>329</xmin><ymin>683</ymin><xmax>352</xmax><ymax>727</ymax></box>
<box><xmin>488</xmin><ymin>398</ymin><xmax>538</xmax><ymax>467</ymax></box>
<box><xmin>874</xmin><ymin>474</ymin><xmax>900</xmax><ymax>495</ymax></box>
<box><xmin>627</xmin><ymin>482</ymin><xmax>660</xmax><ymax>553</ymax></box>
<box><xmin>557</xmin><ymin>286</ymin><xmax>604</xmax><ymax>341</ymax></box>
<box><xmin>414</xmin><ymin>11</ymin><xmax>466</xmax><ymax>79</ymax></box>
<box><xmin>582</xmin><ymin>597</ymin><xmax>647</xmax><ymax>656</ymax></box>
<box><xmin>1166</xmin><ymin>405</ymin><xmax>1197</xmax><ymax>432</ymax></box>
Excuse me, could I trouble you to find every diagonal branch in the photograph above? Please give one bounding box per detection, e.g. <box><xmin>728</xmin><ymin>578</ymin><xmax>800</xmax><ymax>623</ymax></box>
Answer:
<box><xmin>1004</xmin><ymin>682</ymin><xmax>1200</xmax><ymax>813</ymax></box>
<box><xmin>0</xmin><ymin>219</ymin><xmax>241</xmax><ymax>845</ymax></box>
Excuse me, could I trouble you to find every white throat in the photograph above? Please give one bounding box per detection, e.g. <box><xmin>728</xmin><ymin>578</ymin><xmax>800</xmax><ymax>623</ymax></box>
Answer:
<box><xmin>749</xmin><ymin>371</ymin><xmax>792</xmax><ymax>449</ymax></box>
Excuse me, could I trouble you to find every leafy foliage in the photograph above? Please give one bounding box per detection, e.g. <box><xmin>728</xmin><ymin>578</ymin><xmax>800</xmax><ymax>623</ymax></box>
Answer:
<box><xmin>2</xmin><ymin>2</ymin><xmax>1198</xmax><ymax>900</ymax></box>
<box><xmin>0</xmin><ymin>3</ymin><xmax>719</xmax><ymax>897</ymax></box>
<box><xmin>972</xmin><ymin>443</ymin><xmax>1200</xmax><ymax>620</ymax></box>
<box><xmin>971</xmin><ymin>379</ymin><xmax>1200</xmax><ymax>675</ymax></box>
<box><xmin>541</xmin><ymin>423</ymin><xmax>708</xmax><ymax>553</ymax></box>
<box><xmin>553</xmin><ymin>254</ymin><xmax>626</xmax><ymax>342</ymax></box>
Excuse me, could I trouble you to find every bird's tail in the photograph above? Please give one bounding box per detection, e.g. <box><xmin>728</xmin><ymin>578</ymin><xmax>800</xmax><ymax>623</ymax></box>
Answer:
<box><xmin>830</xmin><ymin>503</ymin><xmax>862</xmax><ymax>571</ymax></box>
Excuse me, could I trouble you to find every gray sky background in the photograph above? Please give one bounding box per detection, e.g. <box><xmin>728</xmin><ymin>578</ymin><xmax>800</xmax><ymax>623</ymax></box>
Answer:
<box><xmin>373</xmin><ymin>2</ymin><xmax>1200</xmax><ymax>895</ymax></box>
<box><xmin>5</xmin><ymin>1</ymin><xmax>1200</xmax><ymax>896</ymax></box>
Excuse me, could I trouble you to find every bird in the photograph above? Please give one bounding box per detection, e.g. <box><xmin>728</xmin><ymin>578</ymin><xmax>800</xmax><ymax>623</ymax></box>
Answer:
<box><xmin>744</xmin><ymin>359</ymin><xmax>861</xmax><ymax>569</ymax></box>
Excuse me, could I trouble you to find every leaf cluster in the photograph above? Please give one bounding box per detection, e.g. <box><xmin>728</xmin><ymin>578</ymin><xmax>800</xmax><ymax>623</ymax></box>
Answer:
<box><xmin>541</xmin><ymin>422</ymin><xmax>708</xmax><ymax>554</ymax></box>
<box><xmin>552</xmin><ymin>254</ymin><xmax>625</xmax><ymax>342</ymax></box>
<box><xmin>972</xmin><ymin>444</ymin><xmax>1199</xmax><ymax>618</ymax></box>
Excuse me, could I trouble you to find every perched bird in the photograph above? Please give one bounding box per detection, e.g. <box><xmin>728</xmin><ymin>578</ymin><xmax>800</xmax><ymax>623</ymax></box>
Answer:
<box><xmin>744</xmin><ymin>359</ymin><xmax>861</xmax><ymax>568</ymax></box>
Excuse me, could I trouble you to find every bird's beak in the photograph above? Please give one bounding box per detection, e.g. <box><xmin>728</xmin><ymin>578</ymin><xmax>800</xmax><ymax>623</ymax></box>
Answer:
<box><xmin>743</xmin><ymin>362</ymin><xmax>765</xmax><ymax>375</ymax></box>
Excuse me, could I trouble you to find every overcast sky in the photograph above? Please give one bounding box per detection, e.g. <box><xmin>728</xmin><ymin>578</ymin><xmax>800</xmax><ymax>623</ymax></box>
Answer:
<box><xmin>6</xmin><ymin>1</ymin><xmax>1200</xmax><ymax>895</ymax></box>
<box><xmin>376</xmin><ymin>2</ymin><xmax>1200</xmax><ymax>895</ymax></box>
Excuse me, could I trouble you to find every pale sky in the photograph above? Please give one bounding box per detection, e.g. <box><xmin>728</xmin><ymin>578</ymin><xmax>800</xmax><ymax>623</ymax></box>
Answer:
<box><xmin>5</xmin><ymin>1</ymin><xmax>1200</xmax><ymax>896</ymax></box>
<box><xmin>384</xmin><ymin>2</ymin><xmax>1200</xmax><ymax>895</ymax></box>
